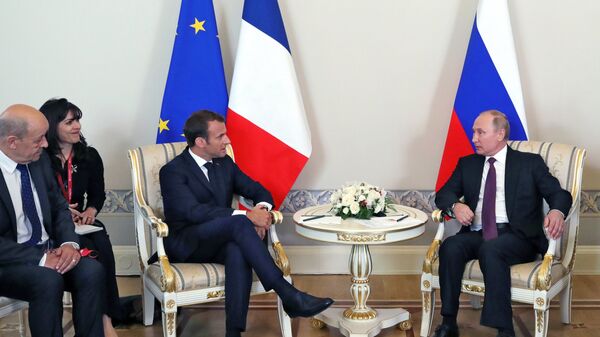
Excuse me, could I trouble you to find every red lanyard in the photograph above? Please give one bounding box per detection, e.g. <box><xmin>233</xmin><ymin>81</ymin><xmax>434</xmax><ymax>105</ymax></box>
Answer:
<box><xmin>56</xmin><ymin>155</ymin><xmax>73</xmax><ymax>204</ymax></box>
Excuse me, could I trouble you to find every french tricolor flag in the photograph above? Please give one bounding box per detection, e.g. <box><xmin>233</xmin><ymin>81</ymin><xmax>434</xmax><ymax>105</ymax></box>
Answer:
<box><xmin>227</xmin><ymin>0</ymin><xmax>311</xmax><ymax>208</ymax></box>
<box><xmin>436</xmin><ymin>0</ymin><xmax>528</xmax><ymax>191</ymax></box>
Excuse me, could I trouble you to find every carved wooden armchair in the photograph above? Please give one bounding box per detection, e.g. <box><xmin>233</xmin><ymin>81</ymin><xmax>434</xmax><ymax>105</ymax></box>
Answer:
<box><xmin>128</xmin><ymin>142</ymin><xmax>292</xmax><ymax>337</ymax></box>
<box><xmin>420</xmin><ymin>141</ymin><xmax>586</xmax><ymax>337</ymax></box>
<box><xmin>0</xmin><ymin>297</ymin><xmax>27</xmax><ymax>337</ymax></box>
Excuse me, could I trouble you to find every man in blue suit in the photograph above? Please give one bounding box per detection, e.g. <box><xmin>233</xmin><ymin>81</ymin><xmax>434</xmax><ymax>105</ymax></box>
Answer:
<box><xmin>431</xmin><ymin>110</ymin><xmax>572</xmax><ymax>337</ymax></box>
<box><xmin>0</xmin><ymin>104</ymin><xmax>104</xmax><ymax>337</ymax></box>
<box><xmin>159</xmin><ymin>110</ymin><xmax>333</xmax><ymax>337</ymax></box>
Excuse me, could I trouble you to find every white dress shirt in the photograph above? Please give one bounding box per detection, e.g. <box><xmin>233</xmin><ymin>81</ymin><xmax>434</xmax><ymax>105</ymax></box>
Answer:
<box><xmin>0</xmin><ymin>149</ymin><xmax>50</xmax><ymax>244</ymax></box>
<box><xmin>1</xmin><ymin>149</ymin><xmax>79</xmax><ymax>265</ymax></box>
<box><xmin>471</xmin><ymin>145</ymin><xmax>509</xmax><ymax>231</ymax></box>
<box><xmin>188</xmin><ymin>149</ymin><xmax>272</xmax><ymax>214</ymax></box>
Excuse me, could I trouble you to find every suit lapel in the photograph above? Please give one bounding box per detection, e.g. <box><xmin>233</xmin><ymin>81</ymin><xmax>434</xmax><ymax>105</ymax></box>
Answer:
<box><xmin>0</xmin><ymin>174</ymin><xmax>17</xmax><ymax>235</ymax></box>
<box><xmin>504</xmin><ymin>147</ymin><xmax>519</xmax><ymax>219</ymax></box>
<box><xmin>29</xmin><ymin>163</ymin><xmax>52</xmax><ymax>234</ymax></box>
<box><xmin>182</xmin><ymin>150</ymin><xmax>215</xmax><ymax>196</ymax></box>
<box><xmin>467</xmin><ymin>156</ymin><xmax>485</xmax><ymax>207</ymax></box>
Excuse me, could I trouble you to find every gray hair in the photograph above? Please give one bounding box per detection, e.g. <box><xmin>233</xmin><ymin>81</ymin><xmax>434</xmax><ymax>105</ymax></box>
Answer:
<box><xmin>482</xmin><ymin>109</ymin><xmax>510</xmax><ymax>140</ymax></box>
<box><xmin>0</xmin><ymin>111</ymin><xmax>28</xmax><ymax>139</ymax></box>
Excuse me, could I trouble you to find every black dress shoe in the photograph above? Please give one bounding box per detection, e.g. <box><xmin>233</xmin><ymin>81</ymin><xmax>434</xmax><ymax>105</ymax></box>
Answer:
<box><xmin>282</xmin><ymin>291</ymin><xmax>334</xmax><ymax>318</ymax></box>
<box><xmin>432</xmin><ymin>324</ymin><xmax>459</xmax><ymax>337</ymax></box>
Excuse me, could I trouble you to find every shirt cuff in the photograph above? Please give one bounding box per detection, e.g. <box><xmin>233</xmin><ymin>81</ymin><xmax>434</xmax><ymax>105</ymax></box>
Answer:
<box><xmin>548</xmin><ymin>209</ymin><xmax>566</xmax><ymax>219</ymax></box>
<box><xmin>232</xmin><ymin>210</ymin><xmax>247</xmax><ymax>216</ymax></box>
<box><xmin>61</xmin><ymin>241</ymin><xmax>80</xmax><ymax>250</ymax></box>
<box><xmin>256</xmin><ymin>202</ymin><xmax>272</xmax><ymax>211</ymax></box>
<box><xmin>39</xmin><ymin>253</ymin><xmax>47</xmax><ymax>266</ymax></box>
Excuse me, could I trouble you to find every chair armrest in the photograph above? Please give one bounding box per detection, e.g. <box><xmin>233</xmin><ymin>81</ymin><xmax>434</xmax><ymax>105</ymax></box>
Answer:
<box><xmin>422</xmin><ymin>210</ymin><xmax>446</xmax><ymax>274</ymax></box>
<box><xmin>268</xmin><ymin>210</ymin><xmax>291</xmax><ymax>276</ymax></box>
<box><xmin>138</xmin><ymin>204</ymin><xmax>169</xmax><ymax>238</ymax></box>
<box><xmin>534</xmin><ymin>252</ymin><xmax>554</xmax><ymax>292</ymax></box>
<box><xmin>136</xmin><ymin>203</ymin><xmax>177</xmax><ymax>292</ymax></box>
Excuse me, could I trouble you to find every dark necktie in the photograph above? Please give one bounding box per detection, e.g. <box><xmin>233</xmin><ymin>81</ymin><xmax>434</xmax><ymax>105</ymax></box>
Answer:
<box><xmin>482</xmin><ymin>157</ymin><xmax>498</xmax><ymax>240</ymax></box>
<box><xmin>204</xmin><ymin>162</ymin><xmax>216</xmax><ymax>185</ymax></box>
<box><xmin>16</xmin><ymin>164</ymin><xmax>43</xmax><ymax>246</ymax></box>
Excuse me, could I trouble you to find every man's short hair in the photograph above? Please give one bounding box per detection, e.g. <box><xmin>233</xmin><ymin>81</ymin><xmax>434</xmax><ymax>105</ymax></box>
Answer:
<box><xmin>183</xmin><ymin>110</ymin><xmax>225</xmax><ymax>147</ymax></box>
<box><xmin>483</xmin><ymin>109</ymin><xmax>510</xmax><ymax>140</ymax></box>
<box><xmin>0</xmin><ymin>111</ymin><xmax>28</xmax><ymax>139</ymax></box>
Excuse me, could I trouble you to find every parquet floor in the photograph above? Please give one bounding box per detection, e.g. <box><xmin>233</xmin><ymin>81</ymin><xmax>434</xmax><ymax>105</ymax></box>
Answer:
<box><xmin>2</xmin><ymin>275</ymin><xmax>599</xmax><ymax>337</ymax></box>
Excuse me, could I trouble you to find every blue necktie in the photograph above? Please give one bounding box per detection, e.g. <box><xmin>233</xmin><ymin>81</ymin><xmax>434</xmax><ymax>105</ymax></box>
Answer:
<box><xmin>16</xmin><ymin>164</ymin><xmax>42</xmax><ymax>246</ymax></box>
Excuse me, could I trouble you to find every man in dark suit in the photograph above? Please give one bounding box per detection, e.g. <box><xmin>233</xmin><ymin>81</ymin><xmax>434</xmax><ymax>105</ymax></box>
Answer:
<box><xmin>432</xmin><ymin>110</ymin><xmax>572</xmax><ymax>337</ymax></box>
<box><xmin>0</xmin><ymin>104</ymin><xmax>105</xmax><ymax>337</ymax></box>
<box><xmin>159</xmin><ymin>110</ymin><xmax>333</xmax><ymax>337</ymax></box>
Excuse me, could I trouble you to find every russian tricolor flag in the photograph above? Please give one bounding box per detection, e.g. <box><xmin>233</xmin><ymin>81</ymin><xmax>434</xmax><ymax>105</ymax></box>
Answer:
<box><xmin>227</xmin><ymin>0</ymin><xmax>311</xmax><ymax>208</ymax></box>
<box><xmin>436</xmin><ymin>0</ymin><xmax>528</xmax><ymax>191</ymax></box>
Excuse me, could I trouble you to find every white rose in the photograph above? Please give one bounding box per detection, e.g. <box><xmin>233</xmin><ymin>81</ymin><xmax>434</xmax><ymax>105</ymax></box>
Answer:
<box><xmin>358</xmin><ymin>194</ymin><xmax>366</xmax><ymax>202</ymax></box>
<box><xmin>342</xmin><ymin>194</ymin><xmax>354</xmax><ymax>206</ymax></box>
<box><xmin>343</xmin><ymin>185</ymin><xmax>357</xmax><ymax>196</ymax></box>
<box><xmin>350</xmin><ymin>202</ymin><xmax>360</xmax><ymax>214</ymax></box>
<box><xmin>342</xmin><ymin>207</ymin><xmax>350</xmax><ymax>215</ymax></box>
<box><xmin>368</xmin><ymin>190</ymin><xmax>381</xmax><ymax>200</ymax></box>
<box><xmin>374</xmin><ymin>204</ymin><xmax>383</xmax><ymax>213</ymax></box>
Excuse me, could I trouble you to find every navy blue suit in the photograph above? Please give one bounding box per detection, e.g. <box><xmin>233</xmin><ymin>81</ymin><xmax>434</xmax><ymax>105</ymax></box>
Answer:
<box><xmin>435</xmin><ymin>146</ymin><xmax>572</xmax><ymax>330</ymax></box>
<box><xmin>0</xmin><ymin>152</ymin><xmax>104</xmax><ymax>337</ymax></box>
<box><xmin>160</xmin><ymin>148</ymin><xmax>282</xmax><ymax>331</ymax></box>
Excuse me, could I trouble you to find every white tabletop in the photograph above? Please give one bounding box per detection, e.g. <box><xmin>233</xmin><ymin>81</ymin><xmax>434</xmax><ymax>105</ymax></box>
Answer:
<box><xmin>293</xmin><ymin>204</ymin><xmax>428</xmax><ymax>245</ymax></box>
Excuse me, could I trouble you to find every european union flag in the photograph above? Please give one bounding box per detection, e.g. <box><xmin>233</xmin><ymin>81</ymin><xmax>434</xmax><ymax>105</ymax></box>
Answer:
<box><xmin>156</xmin><ymin>0</ymin><xmax>228</xmax><ymax>144</ymax></box>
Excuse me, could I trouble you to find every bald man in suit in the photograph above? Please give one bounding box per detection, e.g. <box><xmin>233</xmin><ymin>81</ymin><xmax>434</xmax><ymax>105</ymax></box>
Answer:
<box><xmin>0</xmin><ymin>104</ymin><xmax>104</xmax><ymax>337</ymax></box>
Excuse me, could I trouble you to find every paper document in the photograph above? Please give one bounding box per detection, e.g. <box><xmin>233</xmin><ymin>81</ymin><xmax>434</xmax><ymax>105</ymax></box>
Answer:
<box><xmin>75</xmin><ymin>224</ymin><xmax>104</xmax><ymax>235</ymax></box>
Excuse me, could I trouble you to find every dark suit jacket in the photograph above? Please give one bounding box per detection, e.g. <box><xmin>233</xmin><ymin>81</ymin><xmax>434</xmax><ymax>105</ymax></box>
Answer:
<box><xmin>159</xmin><ymin>148</ymin><xmax>273</xmax><ymax>261</ymax></box>
<box><xmin>435</xmin><ymin>146</ymin><xmax>572</xmax><ymax>240</ymax></box>
<box><xmin>0</xmin><ymin>152</ymin><xmax>78</xmax><ymax>266</ymax></box>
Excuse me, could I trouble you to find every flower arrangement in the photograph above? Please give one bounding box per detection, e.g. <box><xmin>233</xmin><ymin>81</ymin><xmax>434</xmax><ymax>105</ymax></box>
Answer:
<box><xmin>330</xmin><ymin>182</ymin><xmax>395</xmax><ymax>219</ymax></box>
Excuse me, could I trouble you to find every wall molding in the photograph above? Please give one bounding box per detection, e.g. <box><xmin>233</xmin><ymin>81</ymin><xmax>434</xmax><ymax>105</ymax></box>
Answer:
<box><xmin>115</xmin><ymin>244</ymin><xmax>600</xmax><ymax>276</ymax></box>
<box><xmin>103</xmin><ymin>189</ymin><xmax>600</xmax><ymax>217</ymax></box>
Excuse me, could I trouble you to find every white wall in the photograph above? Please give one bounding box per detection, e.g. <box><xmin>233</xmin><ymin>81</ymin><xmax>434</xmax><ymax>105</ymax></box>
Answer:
<box><xmin>1</xmin><ymin>0</ymin><xmax>599</xmax><ymax>191</ymax></box>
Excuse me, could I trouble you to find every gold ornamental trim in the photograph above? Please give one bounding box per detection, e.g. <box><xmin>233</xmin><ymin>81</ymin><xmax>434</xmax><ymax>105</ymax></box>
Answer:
<box><xmin>352</xmin><ymin>278</ymin><xmax>369</xmax><ymax>284</ymax></box>
<box><xmin>423</xmin><ymin>292</ymin><xmax>431</xmax><ymax>313</ymax></box>
<box><xmin>343</xmin><ymin>308</ymin><xmax>377</xmax><ymax>320</ymax></box>
<box><xmin>337</xmin><ymin>233</ymin><xmax>385</xmax><ymax>243</ymax></box>
<box><xmin>567</xmin><ymin>227</ymin><xmax>579</xmax><ymax>272</ymax></box>
<box><xmin>536</xmin><ymin>297</ymin><xmax>545</xmax><ymax>306</ymax></box>
<box><xmin>270</xmin><ymin>210</ymin><xmax>283</xmax><ymax>224</ymax></box>
<box><xmin>462</xmin><ymin>284</ymin><xmax>485</xmax><ymax>293</ymax></box>
<box><xmin>535</xmin><ymin>254</ymin><xmax>554</xmax><ymax>291</ymax></box>
<box><xmin>398</xmin><ymin>320</ymin><xmax>412</xmax><ymax>331</ymax></box>
<box><xmin>431</xmin><ymin>209</ymin><xmax>444</xmax><ymax>223</ymax></box>
<box><xmin>166</xmin><ymin>299</ymin><xmax>175</xmax><ymax>309</ymax></box>
<box><xmin>272</xmin><ymin>242</ymin><xmax>291</xmax><ymax>276</ymax></box>
<box><xmin>150</xmin><ymin>216</ymin><xmax>169</xmax><ymax>238</ymax></box>
<box><xmin>159</xmin><ymin>256</ymin><xmax>177</xmax><ymax>292</ymax></box>
<box><xmin>423</xmin><ymin>280</ymin><xmax>431</xmax><ymax>289</ymax></box>
<box><xmin>207</xmin><ymin>290</ymin><xmax>225</xmax><ymax>299</ymax></box>
<box><xmin>536</xmin><ymin>309</ymin><xmax>544</xmax><ymax>333</ymax></box>
<box><xmin>422</xmin><ymin>240</ymin><xmax>440</xmax><ymax>274</ymax></box>
<box><xmin>310</xmin><ymin>318</ymin><xmax>325</xmax><ymax>329</ymax></box>
<box><xmin>167</xmin><ymin>312</ymin><xmax>175</xmax><ymax>335</ymax></box>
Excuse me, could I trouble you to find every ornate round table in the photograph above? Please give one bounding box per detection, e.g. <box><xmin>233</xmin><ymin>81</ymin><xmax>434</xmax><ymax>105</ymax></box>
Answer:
<box><xmin>293</xmin><ymin>204</ymin><xmax>428</xmax><ymax>337</ymax></box>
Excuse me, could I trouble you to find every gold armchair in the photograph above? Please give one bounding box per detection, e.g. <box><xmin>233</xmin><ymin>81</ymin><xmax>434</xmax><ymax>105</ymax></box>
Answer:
<box><xmin>128</xmin><ymin>142</ymin><xmax>292</xmax><ymax>337</ymax></box>
<box><xmin>420</xmin><ymin>141</ymin><xmax>586</xmax><ymax>337</ymax></box>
